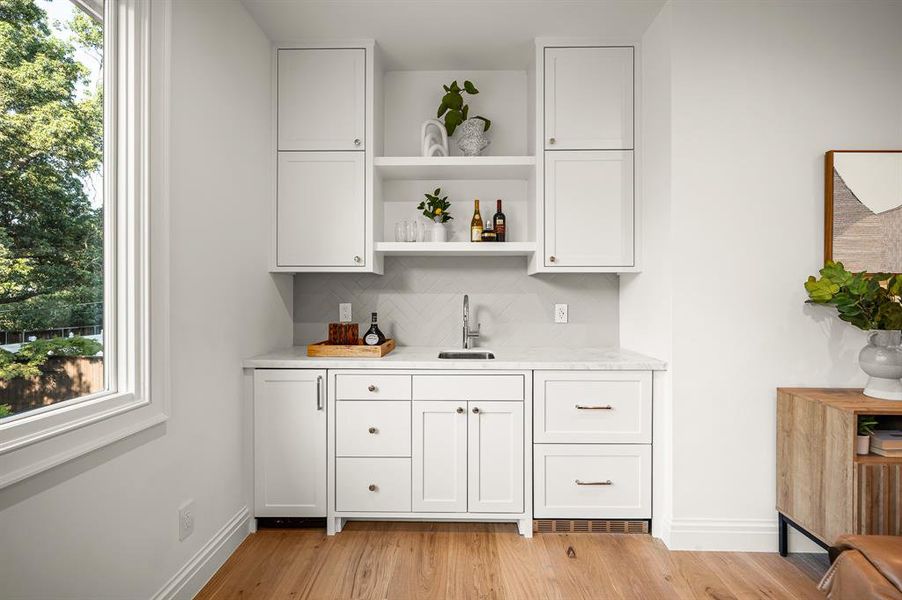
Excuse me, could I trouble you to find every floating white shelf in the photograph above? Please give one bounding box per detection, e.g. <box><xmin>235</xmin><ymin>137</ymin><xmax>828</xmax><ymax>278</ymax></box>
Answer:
<box><xmin>374</xmin><ymin>156</ymin><xmax>536</xmax><ymax>180</ymax></box>
<box><xmin>375</xmin><ymin>242</ymin><xmax>536</xmax><ymax>256</ymax></box>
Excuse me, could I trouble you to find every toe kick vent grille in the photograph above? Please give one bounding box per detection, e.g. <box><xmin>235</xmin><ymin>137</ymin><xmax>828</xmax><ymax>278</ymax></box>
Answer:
<box><xmin>534</xmin><ymin>519</ymin><xmax>650</xmax><ymax>534</ymax></box>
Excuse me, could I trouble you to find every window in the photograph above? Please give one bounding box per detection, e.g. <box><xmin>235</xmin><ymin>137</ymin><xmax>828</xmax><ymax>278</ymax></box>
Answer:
<box><xmin>0</xmin><ymin>0</ymin><xmax>170</xmax><ymax>488</ymax></box>
<box><xmin>1</xmin><ymin>0</ymin><xmax>106</xmax><ymax>423</ymax></box>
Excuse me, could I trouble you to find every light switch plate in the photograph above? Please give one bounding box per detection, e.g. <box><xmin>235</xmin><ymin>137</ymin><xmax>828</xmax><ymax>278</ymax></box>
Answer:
<box><xmin>339</xmin><ymin>303</ymin><xmax>352</xmax><ymax>323</ymax></box>
<box><xmin>554</xmin><ymin>304</ymin><xmax>568</xmax><ymax>323</ymax></box>
<box><xmin>178</xmin><ymin>499</ymin><xmax>195</xmax><ymax>541</ymax></box>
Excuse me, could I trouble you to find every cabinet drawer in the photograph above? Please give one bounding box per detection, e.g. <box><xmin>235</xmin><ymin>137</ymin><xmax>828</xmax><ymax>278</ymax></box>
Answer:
<box><xmin>534</xmin><ymin>444</ymin><xmax>650</xmax><ymax>519</ymax></box>
<box><xmin>335</xmin><ymin>374</ymin><xmax>411</xmax><ymax>400</ymax></box>
<box><xmin>534</xmin><ymin>371</ymin><xmax>651</xmax><ymax>443</ymax></box>
<box><xmin>336</xmin><ymin>401</ymin><xmax>410</xmax><ymax>457</ymax></box>
<box><xmin>335</xmin><ymin>458</ymin><xmax>411</xmax><ymax>512</ymax></box>
<box><xmin>412</xmin><ymin>375</ymin><xmax>524</xmax><ymax>401</ymax></box>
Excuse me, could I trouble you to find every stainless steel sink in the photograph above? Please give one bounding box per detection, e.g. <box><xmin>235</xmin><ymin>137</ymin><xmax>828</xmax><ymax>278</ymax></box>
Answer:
<box><xmin>437</xmin><ymin>350</ymin><xmax>495</xmax><ymax>360</ymax></box>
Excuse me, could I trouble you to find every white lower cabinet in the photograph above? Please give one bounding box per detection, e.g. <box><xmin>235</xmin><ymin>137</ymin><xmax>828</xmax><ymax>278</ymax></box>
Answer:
<box><xmin>412</xmin><ymin>401</ymin><xmax>468</xmax><ymax>512</ymax></box>
<box><xmin>468</xmin><ymin>401</ymin><xmax>524</xmax><ymax>513</ymax></box>
<box><xmin>254</xmin><ymin>369</ymin><xmax>326</xmax><ymax>518</ymax></box>
<box><xmin>329</xmin><ymin>370</ymin><xmax>532</xmax><ymax>535</ymax></box>
<box><xmin>534</xmin><ymin>444</ymin><xmax>651</xmax><ymax>519</ymax></box>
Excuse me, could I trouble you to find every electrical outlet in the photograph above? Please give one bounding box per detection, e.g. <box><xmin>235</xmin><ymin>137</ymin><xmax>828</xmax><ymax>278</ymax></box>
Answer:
<box><xmin>339</xmin><ymin>303</ymin><xmax>352</xmax><ymax>323</ymax></box>
<box><xmin>178</xmin><ymin>500</ymin><xmax>195</xmax><ymax>541</ymax></box>
<box><xmin>554</xmin><ymin>304</ymin><xmax>568</xmax><ymax>324</ymax></box>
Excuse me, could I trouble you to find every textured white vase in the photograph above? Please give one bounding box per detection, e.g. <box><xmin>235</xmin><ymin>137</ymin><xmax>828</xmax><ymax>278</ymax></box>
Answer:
<box><xmin>456</xmin><ymin>118</ymin><xmax>490</xmax><ymax>156</ymax></box>
<box><xmin>860</xmin><ymin>330</ymin><xmax>902</xmax><ymax>400</ymax></box>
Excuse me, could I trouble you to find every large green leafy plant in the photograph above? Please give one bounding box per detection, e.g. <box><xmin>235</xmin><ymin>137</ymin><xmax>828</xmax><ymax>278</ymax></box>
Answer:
<box><xmin>804</xmin><ymin>262</ymin><xmax>902</xmax><ymax>330</ymax></box>
<box><xmin>436</xmin><ymin>80</ymin><xmax>491</xmax><ymax>136</ymax></box>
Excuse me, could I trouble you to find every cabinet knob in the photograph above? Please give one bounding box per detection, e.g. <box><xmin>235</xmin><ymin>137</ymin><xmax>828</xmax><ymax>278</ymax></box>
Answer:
<box><xmin>368</xmin><ymin>426</ymin><xmax>377</xmax><ymax>434</ymax></box>
<box><xmin>353</xmin><ymin>255</ymin><xmax>362</xmax><ymax>263</ymax></box>
<box><xmin>549</xmin><ymin>137</ymin><xmax>556</xmax><ymax>145</ymax></box>
<box><xmin>456</xmin><ymin>407</ymin><xmax>464</xmax><ymax>414</ymax></box>
<box><xmin>354</xmin><ymin>138</ymin><xmax>361</xmax><ymax>146</ymax></box>
<box><xmin>549</xmin><ymin>256</ymin><xmax>557</xmax><ymax>263</ymax></box>
<box><xmin>472</xmin><ymin>407</ymin><xmax>480</xmax><ymax>414</ymax></box>
<box><xmin>367</xmin><ymin>384</ymin><xmax>377</xmax><ymax>392</ymax></box>
<box><xmin>368</xmin><ymin>484</ymin><xmax>377</xmax><ymax>492</ymax></box>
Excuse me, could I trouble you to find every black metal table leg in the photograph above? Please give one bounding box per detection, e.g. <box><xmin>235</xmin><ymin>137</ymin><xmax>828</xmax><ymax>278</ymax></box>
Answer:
<box><xmin>778</xmin><ymin>513</ymin><xmax>788</xmax><ymax>557</ymax></box>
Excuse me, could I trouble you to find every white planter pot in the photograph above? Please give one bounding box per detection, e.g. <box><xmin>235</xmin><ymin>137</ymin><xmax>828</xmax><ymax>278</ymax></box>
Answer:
<box><xmin>429</xmin><ymin>221</ymin><xmax>448</xmax><ymax>242</ymax></box>
<box><xmin>856</xmin><ymin>435</ymin><xmax>870</xmax><ymax>455</ymax></box>
<box><xmin>860</xmin><ymin>330</ymin><xmax>902</xmax><ymax>400</ymax></box>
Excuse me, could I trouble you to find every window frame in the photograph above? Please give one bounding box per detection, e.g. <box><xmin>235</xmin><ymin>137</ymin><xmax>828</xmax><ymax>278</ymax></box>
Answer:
<box><xmin>0</xmin><ymin>0</ymin><xmax>170</xmax><ymax>489</ymax></box>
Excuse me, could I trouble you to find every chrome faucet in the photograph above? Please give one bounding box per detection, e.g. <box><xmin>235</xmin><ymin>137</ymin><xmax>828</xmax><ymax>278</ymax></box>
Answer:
<box><xmin>462</xmin><ymin>294</ymin><xmax>481</xmax><ymax>349</ymax></box>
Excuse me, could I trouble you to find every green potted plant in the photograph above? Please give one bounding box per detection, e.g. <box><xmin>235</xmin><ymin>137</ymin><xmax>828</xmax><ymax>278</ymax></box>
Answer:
<box><xmin>417</xmin><ymin>188</ymin><xmax>453</xmax><ymax>242</ymax></box>
<box><xmin>857</xmin><ymin>416</ymin><xmax>879</xmax><ymax>455</ymax></box>
<box><xmin>804</xmin><ymin>262</ymin><xmax>902</xmax><ymax>400</ymax></box>
<box><xmin>436</xmin><ymin>80</ymin><xmax>491</xmax><ymax>156</ymax></box>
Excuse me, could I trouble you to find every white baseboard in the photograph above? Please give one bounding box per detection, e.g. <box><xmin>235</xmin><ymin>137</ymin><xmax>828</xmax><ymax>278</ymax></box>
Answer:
<box><xmin>666</xmin><ymin>517</ymin><xmax>824</xmax><ymax>553</ymax></box>
<box><xmin>151</xmin><ymin>505</ymin><xmax>250</xmax><ymax>600</ymax></box>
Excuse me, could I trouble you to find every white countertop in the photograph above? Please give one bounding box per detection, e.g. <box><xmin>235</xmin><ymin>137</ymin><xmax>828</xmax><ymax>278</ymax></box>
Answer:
<box><xmin>243</xmin><ymin>345</ymin><xmax>666</xmax><ymax>371</ymax></box>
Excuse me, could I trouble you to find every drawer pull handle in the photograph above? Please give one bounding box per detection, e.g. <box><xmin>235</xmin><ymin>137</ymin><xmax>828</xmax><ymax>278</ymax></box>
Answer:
<box><xmin>368</xmin><ymin>484</ymin><xmax>377</xmax><ymax>492</ymax></box>
<box><xmin>456</xmin><ymin>407</ymin><xmax>465</xmax><ymax>414</ymax></box>
<box><xmin>575</xmin><ymin>404</ymin><xmax>613</xmax><ymax>410</ymax></box>
<box><xmin>575</xmin><ymin>479</ymin><xmax>612</xmax><ymax>486</ymax></box>
<box><xmin>367</xmin><ymin>384</ymin><xmax>377</xmax><ymax>392</ymax></box>
<box><xmin>368</xmin><ymin>427</ymin><xmax>377</xmax><ymax>434</ymax></box>
<box><xmin>472</xmin><ymin>407</ymin><xmax>480</xmax><ymax>414</ymax></box>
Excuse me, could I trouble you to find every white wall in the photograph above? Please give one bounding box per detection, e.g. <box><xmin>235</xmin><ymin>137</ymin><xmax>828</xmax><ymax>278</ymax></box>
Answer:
<box><xmin>620</xmin><ymin>0</ymin><xmax>673</xmax><ymax>543</ymax></box>
<box><xmin>0</xmin><ymin>1</ymin><xmax>291</xmax><ymax>597</ymax></box>
<box><xmin>660</xmin><ymin>0</ymin><xmax>902</xmax><ymax>551</ymax></box>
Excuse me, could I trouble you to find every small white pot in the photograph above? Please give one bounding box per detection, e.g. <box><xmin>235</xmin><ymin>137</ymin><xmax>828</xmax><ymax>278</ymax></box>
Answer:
<box><xmin>856</xmin><ymin>434</ymin><xmax>870</xmax><ymax>455</ymax></box>
<box><xmin>429</xmin><ymin>221</ymin><xmax>447</xmax><ymax>243</ymax></box>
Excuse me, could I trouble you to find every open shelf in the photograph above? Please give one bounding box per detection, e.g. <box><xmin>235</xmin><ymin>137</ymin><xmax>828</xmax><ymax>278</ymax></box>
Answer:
<box><xmin>375</xmin><ymin>242</ymin><xmax>536</xmax><ymax>256</ymax></box>
<box><xmin>375</xmin><ymin>156</ymin><xmax>535</xmax><ymax>180</ymax></box>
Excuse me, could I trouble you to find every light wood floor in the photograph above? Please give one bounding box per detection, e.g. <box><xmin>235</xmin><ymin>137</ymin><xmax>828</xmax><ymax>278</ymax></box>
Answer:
<box><xmin>196</xmin><ymin>522</ymin><xmax>829</xmax><ymax>600</ymax></box>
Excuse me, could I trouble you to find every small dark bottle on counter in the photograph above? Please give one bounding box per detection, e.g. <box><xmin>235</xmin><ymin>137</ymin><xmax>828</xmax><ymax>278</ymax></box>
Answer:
<box><xmin>481</xmin><ymin>222</ymin><xmax>497</xmax><ymax>242</ymax></box>
<box><xmin>363</xmin><ymin>312</ymin><xmax>386</xmax><ymax>346</ymax></box>
<box><xmin>493</xmin><ymin>199</ymin><xmax>506</xmax><ymax>242</ymax></box>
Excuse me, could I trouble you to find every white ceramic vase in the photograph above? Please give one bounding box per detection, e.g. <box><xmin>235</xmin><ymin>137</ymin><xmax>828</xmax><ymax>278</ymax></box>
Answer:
<box><xmin>856</xmin><ymin>435</ymin><xmax>871</xmax><ymax>455</ymax></box>
<box><xmin>860</xmin><ymin>330</ymin><xmax>902</xmax><ymax>400</ymax></box>
<box><xmin>429</xmin><ymin>220</ymin><xmax>447</xmax><ymax>242</ymax></box>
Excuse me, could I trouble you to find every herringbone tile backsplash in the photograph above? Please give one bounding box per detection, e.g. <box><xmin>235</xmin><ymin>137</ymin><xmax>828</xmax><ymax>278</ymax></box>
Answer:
<box><xmin>293</xmin><ymin>257</ymin><xmax>619</xmax><ymax>348</ymax></box>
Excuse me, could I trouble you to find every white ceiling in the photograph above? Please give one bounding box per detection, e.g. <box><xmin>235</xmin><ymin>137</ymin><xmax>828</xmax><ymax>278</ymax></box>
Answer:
<box><xmin>240</xmin><ymin>0</ymin><xmax>666</xmax><ymax>70</ymax></box>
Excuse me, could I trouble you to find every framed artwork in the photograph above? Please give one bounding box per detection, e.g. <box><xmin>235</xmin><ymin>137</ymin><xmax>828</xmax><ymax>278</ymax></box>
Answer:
<box><xmin>825</xmin><ymin>150</ymin><xmax>902</xmax><ymax>273</ymax></box>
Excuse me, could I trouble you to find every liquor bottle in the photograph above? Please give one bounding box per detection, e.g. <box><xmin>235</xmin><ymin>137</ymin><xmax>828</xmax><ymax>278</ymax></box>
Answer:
<box><xmin>470</xmin><ymin>199</ymin><xmax>484</xmax><ymax>242</ymax></box>
<box><xmin>363</xmin><ymin>312</ymin><xmax>386</xmax><ymax>346</ymax></box>
<box><xmin>481</xmin><ymin>221</ymin><xmax>497</xmax><ymax>242</ymax></box>
<box><xmin>493</xmin><ymin>199</ymin><xmax>506</xmax><ymax>242</ymax></box>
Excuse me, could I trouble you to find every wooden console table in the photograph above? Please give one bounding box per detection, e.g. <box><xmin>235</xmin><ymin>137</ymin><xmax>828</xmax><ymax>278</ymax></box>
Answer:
<box><xmin>776</xmin><ymin>388</ymin><xmax>902</xmax><ymax>556</ymax></box>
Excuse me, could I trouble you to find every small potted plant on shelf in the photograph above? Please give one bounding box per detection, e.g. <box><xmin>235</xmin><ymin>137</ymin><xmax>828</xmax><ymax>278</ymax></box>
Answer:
<box><xmin>804</xmin><ymin>262</ymin><xmax>902</xmax><ymax>400</ymax></box>
<box><xmin>857</xmin><ymin>416</ymin><xmax>879</xmax><ymax>455</ymax></box>
<box><xmin>436</xmin><ymin>80</ymin><xmax>491</xmax><ymax>156</ymax></box>
<box><xmin>417</xmin><ymin>188</ymin><xmax>453</xmax><ymax>242</ymax></box>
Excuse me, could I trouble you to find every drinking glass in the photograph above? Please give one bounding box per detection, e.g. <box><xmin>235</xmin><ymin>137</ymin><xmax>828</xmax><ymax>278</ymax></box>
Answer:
<box><xmin>406</xmin><ymin>220</ymin><xmax>418</xmax><ymax>242</ymax></box>
<box><xmin>394</xmin><ymin>222</ymin><xmax>405</xmax><ymax>242</ymax></box>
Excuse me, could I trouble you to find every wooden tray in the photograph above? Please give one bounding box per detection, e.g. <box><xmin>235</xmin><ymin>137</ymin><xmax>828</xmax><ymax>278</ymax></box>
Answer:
<box><xmin>306</xmin><ymin>338</ymin><xmax>395</xmax><ymax>358</ymax></box>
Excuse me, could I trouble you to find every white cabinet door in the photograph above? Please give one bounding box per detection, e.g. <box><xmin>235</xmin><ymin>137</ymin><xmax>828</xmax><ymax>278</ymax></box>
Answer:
<box><xmin>277</xmin><ymin>152</ymin><xmax>365</xmax><ymax>268</ymax></box>
<box><xmin>467</xmin><ymin>401</ymin><xmax>524</xmax><ymax>513</ymax></box>
<box><xmin>278</xmin><ymin>48</ymin><xmax>365</xmax><ymax>151</ymax></box>
<box><xmin>254</xmin><ymin>369</ymin><xmax>326</xmax><ymax>517</ymax></box>
<box><xmin>412</xmin><ymin>401</ymin><xmax>467</xmax><ymax>512</ymax></box>
<box><xmin>544</xmin><ymin>47</ymin><xmax>633</xmax><ymax>150</ymax></box>
<box><xmin>544</xmin><ymin>150</ymin><xmax>634</xmax><ymax>268</ymax></box>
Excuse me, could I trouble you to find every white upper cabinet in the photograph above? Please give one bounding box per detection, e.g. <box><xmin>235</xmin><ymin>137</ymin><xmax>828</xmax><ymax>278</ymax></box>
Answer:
<box><xmin>544</xmin><ymin>150</ymin><xmax>634</xmax><ymax>268</ymax></box>
<box><xmin>277</xmin><ymin>152</ymin><xmax>365</xmax><ymax>267</ymax></box>
<box><xmin>278</xmin><ymin>48</ymin><xmax>365</xmax><ymax>151</ymax></box>
<box><xmin>544</xmin><ymin>47</ymin><xmax>633</xmax><ymax>150</ymax></box>
<box><xmin>254</xmin><ymin>369</ymin><xmax>326</xmax><ymax>518</ymax></box>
